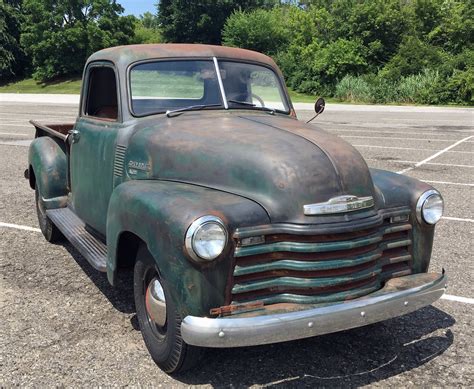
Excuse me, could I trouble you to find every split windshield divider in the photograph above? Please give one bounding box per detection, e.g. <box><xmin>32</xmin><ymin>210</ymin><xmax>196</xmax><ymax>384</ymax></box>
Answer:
<box><xmin>213</xmin><ymin>57</ymin><xmax>228</xmax><ymax>109</ymax></box>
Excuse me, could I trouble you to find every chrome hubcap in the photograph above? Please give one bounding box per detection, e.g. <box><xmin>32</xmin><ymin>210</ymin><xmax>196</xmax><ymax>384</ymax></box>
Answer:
<box><xmin>145</xmin><ymin>277</ymin><xmax>167</xmax><ymax>327</ymax></box>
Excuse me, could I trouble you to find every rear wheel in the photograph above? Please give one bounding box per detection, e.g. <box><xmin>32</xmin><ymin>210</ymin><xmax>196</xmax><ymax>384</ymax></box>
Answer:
<box><xmin>134</xmin><ymin>244</ymin><xmax>204</xmax><ymax>373</ymax></box>
<box><xmin>35</xmin><ymin>185</ymin><xmax>63</xmax><ymax>242</ymax></box>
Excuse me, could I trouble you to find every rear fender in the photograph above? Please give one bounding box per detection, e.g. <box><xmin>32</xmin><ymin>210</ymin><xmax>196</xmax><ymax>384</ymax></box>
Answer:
<box><xmin>28</xmin><ymin>137</ymin><xmax>68</xmax><ymax>209</ymax></box>
<box><xmin>106</xmin><ymin>180</ymin><xmax>269</xmax><ymax>317</ymax></box>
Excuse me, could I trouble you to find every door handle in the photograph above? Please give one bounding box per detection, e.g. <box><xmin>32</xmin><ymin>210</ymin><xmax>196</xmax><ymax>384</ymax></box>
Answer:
<box><xmin>68</xmin><ymin>129</ymin><xmax>81</xmax><ymax>143</ymax></box>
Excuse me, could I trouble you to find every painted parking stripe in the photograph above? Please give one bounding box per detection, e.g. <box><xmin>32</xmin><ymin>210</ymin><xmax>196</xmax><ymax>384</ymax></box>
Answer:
<box><xmin>0</xmin><ymin>221</ymin><xmax>41</xmax><ymax>232</ymax></box>
<box><xmin>353</xmin><ymin>144</ymin><xmax>474</xmax><ymax>153</ymax></box>
<box><xmin>341</xmin><ymin>135</ymin><xmax>467</xmax><ymax>142</ymax></box>
<box><xmin>366</xmin><ymin>159</ymin><xmax>474</xmax><ymax>169</ymax></box>
<box><xmin>422</xmin><ymin>180</ymin><xmax>474</xmax><ymax>187</ymax></box>
<box><xmin>0</xmin><ymin>132</ymin><xmax>29</xmax><ymax>136</ymax></box>
<box><xmin>441</xmin><ymin>294</ymin><xmax>474</xmax><ymax>304</ymax></box>
<box><xmin>0</xmin><ymin>123</ymin><xmax>34</xmax><ymax>127</ymax></box>
<box><xmin>442</xmin><ymin>216</ymin><xmax>474</xmax><ymax>223</ymax></box>
<box><xmin>327</xmin><ymin>128</ymin><xmax>474</xmax><ymax>136</ymax></box>
<box><xmin>396</xmin><ymin>135</ymin><xmax>474</xmax><ymax>175</ymax></box>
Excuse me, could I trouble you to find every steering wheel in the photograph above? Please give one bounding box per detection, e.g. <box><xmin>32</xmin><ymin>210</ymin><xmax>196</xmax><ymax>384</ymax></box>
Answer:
<box><xmin>251</xmin><ymin>93</ymin><xmax>265</xmax><ymax>107</ymax></box>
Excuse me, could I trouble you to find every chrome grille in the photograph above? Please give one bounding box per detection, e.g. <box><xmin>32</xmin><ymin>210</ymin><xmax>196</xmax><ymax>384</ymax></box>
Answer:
<box><xmin>230</xmin><ymin>215</ymin><xmax>412</xmax><ymax>305</ymax></box>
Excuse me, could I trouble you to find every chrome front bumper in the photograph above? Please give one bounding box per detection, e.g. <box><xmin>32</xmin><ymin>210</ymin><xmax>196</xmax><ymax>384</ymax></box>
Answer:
<box><xmin>181</xmin><ymin>272</ymin><xmax>447</xmax><ymax>348</ymax></box>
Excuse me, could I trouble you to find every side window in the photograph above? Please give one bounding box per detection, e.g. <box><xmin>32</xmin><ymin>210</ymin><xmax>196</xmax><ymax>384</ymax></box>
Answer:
<box><xmin>85</xmin><ymin>66</ymin><xmax>118</xmax><ymax>121</ymax></box>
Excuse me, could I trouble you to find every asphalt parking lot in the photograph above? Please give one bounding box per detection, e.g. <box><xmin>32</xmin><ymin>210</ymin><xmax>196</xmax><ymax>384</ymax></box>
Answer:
<box><xmin>0</xmin><ymin>98</ymin><xmax>472</xmax><ymax>387</ymax></box>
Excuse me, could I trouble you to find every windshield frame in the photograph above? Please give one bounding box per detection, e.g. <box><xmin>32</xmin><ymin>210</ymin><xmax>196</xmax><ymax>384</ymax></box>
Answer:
<box><xmin>127</xmin><ymin>57</ymin><xmax>291</xmax><ymax>118</ymax></box>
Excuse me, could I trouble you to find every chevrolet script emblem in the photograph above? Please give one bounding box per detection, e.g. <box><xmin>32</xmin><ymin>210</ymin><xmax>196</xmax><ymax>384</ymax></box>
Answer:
<box><xmin>304</xmin><ymin>195</ymin><xmax>374</xmax><ymax>215</ymax></box>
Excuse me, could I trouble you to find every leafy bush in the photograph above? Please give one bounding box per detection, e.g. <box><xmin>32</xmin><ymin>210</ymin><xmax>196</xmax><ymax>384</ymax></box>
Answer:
<box><xmin>132</xmin><ymin>13</ymin><xmax>162</xmax><ymax>44</ymax></box>
<box><xmin>221</xmin><ymin>0</ymin><xmax>472</xmax><ymax>104</ymax></box>
<box><xmin>334</xmin><ymin>75</ymin><xmax>372</xmax><ymax>102</ymax></box>
<box><xmin>223</xmin><ymin>8</ymin><xmax>288</xmax><ymax>54</ymax></box>
<box><xmin>397</xmin><ymin>70</ymin><xmax>441</xmax><ymax>104</ymax></box>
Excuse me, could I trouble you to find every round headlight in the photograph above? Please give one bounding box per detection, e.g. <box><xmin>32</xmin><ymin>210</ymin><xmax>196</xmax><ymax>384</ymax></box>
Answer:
<box><xmin>185</xmin><ymin>216</ymin><xmax>227</xmax><ymax>261</ymax></box>
<box><xmin>416</xmin><ymin>190</ymin><xmax>444</xmax><ymax>225</ymax></box>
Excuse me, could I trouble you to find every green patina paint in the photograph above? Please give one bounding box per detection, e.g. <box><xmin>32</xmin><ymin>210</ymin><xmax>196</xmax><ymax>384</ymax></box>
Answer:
<box><xmin>27</xmin><ymin>44</ymin><xmax>441</xmax><ymax>318</ymax></box>
<box><xmin>234</xmin><ymin>252</ymin><xmax>382</xmax><ymax>276</ymax></box>
<box><xmin>232</xmin><ymin>267</ymin><xmax>381</xmax><ymax>294</ymax></box>
<box><xmin>28</xmin><ymin>136</ymin><xmax>68</xmax><ymax>201</ymax></box>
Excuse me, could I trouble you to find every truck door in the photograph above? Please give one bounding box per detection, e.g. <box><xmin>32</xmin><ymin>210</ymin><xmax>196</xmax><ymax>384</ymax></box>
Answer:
<box><xmin>70</xmin><ymin>62</ymin><xmax>121</xmax><ymax>235</ymax></box>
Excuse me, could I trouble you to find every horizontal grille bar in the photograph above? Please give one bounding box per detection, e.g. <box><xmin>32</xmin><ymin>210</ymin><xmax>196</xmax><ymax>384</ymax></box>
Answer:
<box><xmin>251</xmin><ymin>282</ymin><xmax>380</xmax><ymax>305</ymax></box>
<box><xmin>232</xmin><ymin>266</ymin><xmax>381</xmax><ymax>294</ymax></box>
<box><xmin>234</xmin><ymin>251</ymin><xmax>382</xmax><ymax>277</ymax></box>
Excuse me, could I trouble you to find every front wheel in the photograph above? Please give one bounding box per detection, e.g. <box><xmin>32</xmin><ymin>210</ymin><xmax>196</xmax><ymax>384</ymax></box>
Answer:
<box><xmin>134</xmin><ymin>244</ymin><xmax>204</xmax><ymax>373</ymax></box>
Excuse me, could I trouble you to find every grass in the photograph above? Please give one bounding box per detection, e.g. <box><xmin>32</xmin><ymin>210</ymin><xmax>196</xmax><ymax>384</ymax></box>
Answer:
<box><xmin>0</xmin><ymin>77</ymin><xmax>82</xmax><ymax>94</ymax></box>
<box><xmin>0</xmin><ymin>76</ymin><xmax>326</xmax><ymax>104</ymax></box>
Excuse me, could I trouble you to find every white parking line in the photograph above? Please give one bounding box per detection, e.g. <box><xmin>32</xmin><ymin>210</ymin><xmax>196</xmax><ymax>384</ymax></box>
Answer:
<box><xmin>365</xmin><ymin>158</ymin><xmax>474</xmax><ymax>168</ymax></box>
<box><xmin>0</xmin><ymin>132</ymin><xmax>29</xmax><ymax>136</ymax></box>
<box><xmin>0</xmin><ymin>222</ymin><xmax>41</xmax><ymax>232</ymax></box>
<box><xmin>422</xmin><ymin>180</ymin><xmax>474</xmax><ymax>187</ymax></box>
<box><xmin>327</xmin><ymin>128</ymin><xmax>474</xmax><ymax>137</ymax></box>
<box><xmin>441</xmin><ymin>294</ymin><xmax>474</xmax><ymax>304</ymax></box>
<box><xmin>399</xmin><ymin>161</ymin><xmax>474</xmax><ymax>168</ymax></box>
<box><xmin>353</xmin><ymin>144</ymin><xmax>473</xmax><ymax>153</ymax></box>
<box><xmin>442</xmin><ymin>216</ymin><xmax>474</xmax><ymax>223</ymax></box>
<box><xmin>396</xmin><ymin>135</ymin><xmax>474</xmax><ymax>174</ymax></box>
<box><xmin>0</xmin><ymin>123</ymin><xmax>32</xmax><ymax>127</ymax></box>
<box><xmin>341</xmin><ymin>135</ymin><xmax>464</xmax><ymax>142</ymax></box>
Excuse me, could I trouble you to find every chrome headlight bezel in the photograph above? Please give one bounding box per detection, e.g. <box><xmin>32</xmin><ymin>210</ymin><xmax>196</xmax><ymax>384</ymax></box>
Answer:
<box><xmin>185</xmin><ymin>215</ymin><xmax>228</xmax><ymax>261</ymax></box>
<box><xmin>416</xmin><ymin>190</ymin><xmax>444</xmax><ymax>225</ymax></box>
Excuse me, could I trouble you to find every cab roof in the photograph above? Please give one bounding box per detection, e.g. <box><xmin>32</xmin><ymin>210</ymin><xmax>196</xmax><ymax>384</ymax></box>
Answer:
<box><xmin>87</xmin><ymin>44</ymin><xmax>279</xmax><ymax>70</ymax></box>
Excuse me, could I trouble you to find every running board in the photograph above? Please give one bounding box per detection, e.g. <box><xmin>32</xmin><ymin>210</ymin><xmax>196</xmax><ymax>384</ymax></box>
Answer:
<box><xmin>46</xmin><ymin>208</ymin><xmax>107</xmax><ymax>272</ymax></box>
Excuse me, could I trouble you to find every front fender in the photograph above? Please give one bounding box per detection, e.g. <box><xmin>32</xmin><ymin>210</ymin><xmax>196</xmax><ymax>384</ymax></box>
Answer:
<box><xmin>370</xmin><ymin>168</ymin><xmax>439</xmax><ymax>272</ymax></box>
<box><xmin>106</xmin><ymin>180</ymin><xmax>269</xmax><ymax>317</ymax></box>
<box><xmin>28</xmin><ymin>137</ymin><xmax>68</xmax><ymax>207</ymax></box>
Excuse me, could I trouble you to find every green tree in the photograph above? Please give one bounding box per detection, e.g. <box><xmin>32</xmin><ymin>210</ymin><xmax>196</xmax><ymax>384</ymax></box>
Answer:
<box><xmin>21</xmin><ymin>0</ymin><xmax>135</xmax><ymax>81</ymax></box>
<box><xmin>158</xmin><ymin>0</ymin><xmax>277</xmax><ymax>44</ymax></box>
<box><xmin>0</xmin><ymin>0</ymin><xmax>27</xmax><ymax>81</ymax></box>
<box><xmin>222</xmin><ymin>8</ymin><xmax>288</xmax><ymax>54</ymax></box>
<box><xmin>380</xmin><ymin>36</ymin><xmax>445</xmax><ymax>80</ymax></box>
<box><xmin>132</xmin><ymin>12</ymin><xmax>162</xmax><ymax>44</ymax></box>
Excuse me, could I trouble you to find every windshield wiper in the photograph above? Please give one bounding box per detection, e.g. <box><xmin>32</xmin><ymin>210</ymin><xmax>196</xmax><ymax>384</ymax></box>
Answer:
<box><xmin>166</xmin><ymin>104</ymin><xmax>222</xmax><ymax>118</ymax></box>
<box><xmin>227</xmin><ymin>99</ymin><xmax>276</xmax><ymax>115</ymax></box>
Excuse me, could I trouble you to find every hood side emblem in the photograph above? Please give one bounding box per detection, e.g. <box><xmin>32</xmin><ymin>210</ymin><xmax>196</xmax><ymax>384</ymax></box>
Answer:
<box><xmin>304</xmin><ymin>195</ymin><xmax>374</xmax><ymax>215</ymax></box>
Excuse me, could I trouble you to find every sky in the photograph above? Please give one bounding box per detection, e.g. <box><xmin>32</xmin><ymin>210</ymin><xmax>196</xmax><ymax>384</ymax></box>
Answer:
<box><xmin>120</xmin><ymin>0</ymin><xmax>157</xmax><ymax>16</ymax></box>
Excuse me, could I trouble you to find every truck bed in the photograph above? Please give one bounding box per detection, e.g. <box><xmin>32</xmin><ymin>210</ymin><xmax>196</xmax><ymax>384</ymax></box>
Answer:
<box><xmin>30</xmin><ymin>120</ymin><xmax>74</xmax><ymax>141</ymax></box>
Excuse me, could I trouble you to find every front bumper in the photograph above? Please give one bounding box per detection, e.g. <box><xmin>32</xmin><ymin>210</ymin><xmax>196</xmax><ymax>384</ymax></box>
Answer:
<box><xmin>181</xmin><ymin>272</ymin><xmax>447</xmax><ymax>348</ymax></box>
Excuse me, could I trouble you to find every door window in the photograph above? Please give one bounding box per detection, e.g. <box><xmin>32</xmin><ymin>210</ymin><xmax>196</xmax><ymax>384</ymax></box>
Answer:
<box><xmin>85</xmin><ymin>66</ymin><xmax>119</xmax><ymax>121</ymax></box>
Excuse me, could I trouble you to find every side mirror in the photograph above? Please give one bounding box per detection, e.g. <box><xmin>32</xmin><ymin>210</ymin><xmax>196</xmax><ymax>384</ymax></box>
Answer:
<box><xmin>314</xmin><ymin>97</ymin><xmax>325</xmax><ymax>114</ymax></box>
<box><xmin>306</xmin><ymin>97</ymin><xmax>325</xmax><ymax>124</ymax></box>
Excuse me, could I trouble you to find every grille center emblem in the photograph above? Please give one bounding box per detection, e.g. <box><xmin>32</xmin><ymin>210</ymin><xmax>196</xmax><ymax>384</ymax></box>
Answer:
<box><xmin>304</xmin><ymin>195</ymin><xmax>374</xmax><ymax>215</ymax></box>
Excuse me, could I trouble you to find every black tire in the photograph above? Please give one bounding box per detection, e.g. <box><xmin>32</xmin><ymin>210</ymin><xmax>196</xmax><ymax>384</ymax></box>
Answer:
<box><xmin>134</xmin><ymin>244</ymin><xmax>204</xmax><ymax>374</ymax></box>
<box><xmin>35</xmin><ymin>185</ymin><xmax>63</xmax><ymax>242</ymax></box>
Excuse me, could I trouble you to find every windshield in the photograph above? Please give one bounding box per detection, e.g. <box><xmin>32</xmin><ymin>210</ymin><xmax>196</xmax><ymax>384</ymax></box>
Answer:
<box><xmin>219</xmin><ymin>61</ymin><xmax>289</xmax><ymax>112</ymax></box>
<box><xmin>130</xmin><ymin>60</ymin><xmax>223</xmax><ymax>116</ymax></box>
<box><xmin>129</xmin><ymin>59</ymin><xmax>289</xmax><ymax>116</ymax></box>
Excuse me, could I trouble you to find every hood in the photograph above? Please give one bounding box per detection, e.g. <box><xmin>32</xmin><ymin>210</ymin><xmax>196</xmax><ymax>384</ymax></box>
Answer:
<box><xmin>126</xmin><ymin>112</ymin><xmax>377</xmax><ymax>223</ymax></box>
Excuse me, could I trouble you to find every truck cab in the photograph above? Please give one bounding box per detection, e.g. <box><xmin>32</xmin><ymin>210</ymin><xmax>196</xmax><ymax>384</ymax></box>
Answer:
<box><xmin>27</xmin><ymin>44</ymin><xmax>447</xmax><ymax>373</ymax></box>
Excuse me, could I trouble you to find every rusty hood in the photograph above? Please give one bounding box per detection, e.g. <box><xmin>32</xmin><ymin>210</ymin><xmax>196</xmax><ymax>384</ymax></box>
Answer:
<box><xmin>126</xmin><ymin>112</ymin><xmax>377</xmax><ymax>223</ymax></box>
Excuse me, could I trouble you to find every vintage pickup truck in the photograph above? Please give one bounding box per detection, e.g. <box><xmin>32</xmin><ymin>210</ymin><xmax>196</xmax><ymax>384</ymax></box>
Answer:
<box><xmin>26</xmin><ymin>44</ymin><xmax>447</xmax><ymax>373</ymax></box>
